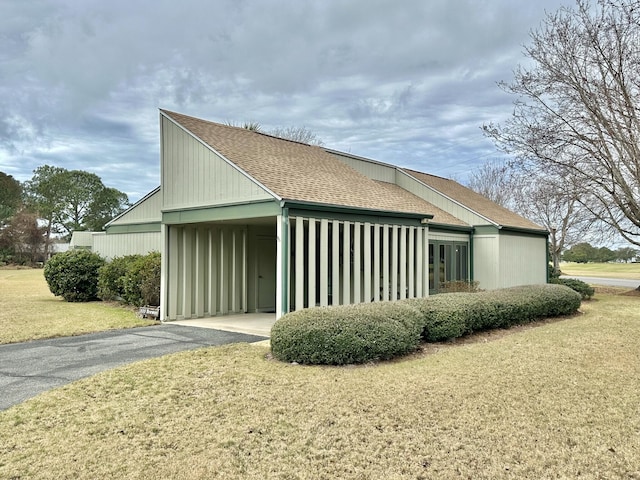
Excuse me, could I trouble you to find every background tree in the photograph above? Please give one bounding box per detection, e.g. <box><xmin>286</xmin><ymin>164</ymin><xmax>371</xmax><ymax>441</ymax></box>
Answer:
<box><xmin>616</xmin><ymin>246</ymin><xmax>638</xmax><ymax>262</ymax></box>
<box><xmin>24</xmin><ymin>165</ymin><xmax>67</xmax><ymax>256</ymax></box>
<box><xmin>483</xmin><ymin>0</ymin><xmax>640</xmax><ymax>247</ymax></box>
<box><xmin>467</xmin><ymin>160</ymin><xmax>514</xmax><ymax>208</ymax></box>
<box><xmin>24</xmin><ymin>166</ymin><xmax>129</xmax><ymax>247</ymax></box>
<box><xmin>226</xmin><ymin>121</ymin><xmax>324</xmax><ymax>145</ymax></box>
<box><xmin>467</xmin><ymin>160</ymin><xmax>598</xmax><ymax>274</ymax></box>
<box><xmin>0</xmin><ymin>209</ymin><xmax>46</xmax><ymax>265</ymax></box>
<box><xmin>84</xmin><ymin>187</ymin><xmax>130</xmax><ymax>231</ymax></box>
<box><xmin>0</xmin><ymin>172</ymin><xmax>22</xmax><ymax>226</ymax></box>
<box><xmin>268</xmin><ymin>126</ymin><xmax>324</xmax><ymax>146</ymax></box>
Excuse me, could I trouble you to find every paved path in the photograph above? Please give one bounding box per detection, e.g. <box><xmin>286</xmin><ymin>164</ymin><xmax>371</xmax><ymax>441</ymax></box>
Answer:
<box><xmin>563</xmin><ymin>275</ymin><xmax>640</xmax><ymax>289</ymax></box>
<box><xmin>0</xmin><ymin>325</ymin><xmax>266</xmax><ymax>411</ymax></box>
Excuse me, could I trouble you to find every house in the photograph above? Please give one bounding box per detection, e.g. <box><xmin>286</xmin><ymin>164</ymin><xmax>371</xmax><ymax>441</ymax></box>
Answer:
<box><xmin>69</xmin><ymin>188</ymin><xmax>162</xmax><ymax>258</ymax></box>
<box><xmin>95</xmin><ymin>110</ymin><xmax>549</xmax><ymax>322</ymax></box>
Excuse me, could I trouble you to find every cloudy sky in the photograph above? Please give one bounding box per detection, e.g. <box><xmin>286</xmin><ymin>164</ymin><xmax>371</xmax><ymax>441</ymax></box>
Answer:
<box><xmin>1</xmin><ymin>0</ymin><xmax>571</xmax><ymax>203</ymax></box>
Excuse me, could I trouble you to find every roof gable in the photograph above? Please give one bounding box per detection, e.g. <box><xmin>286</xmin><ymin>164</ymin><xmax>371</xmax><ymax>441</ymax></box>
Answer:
<box><xmin>160</xmin><ymin>110</ymin><xmax>448</xmax><ymax>218</ymax></box>
<box><xmin>403</xmin><ymin>169</ymin><xmax>545</xmax><ymax>231</ymax></box>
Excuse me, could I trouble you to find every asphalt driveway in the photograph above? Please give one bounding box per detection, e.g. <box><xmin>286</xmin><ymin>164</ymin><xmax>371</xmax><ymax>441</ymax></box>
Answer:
<box><xmin>0</xmin><ymin>324</ymin><xmax>266</xmax><ymax>411</ymax></box>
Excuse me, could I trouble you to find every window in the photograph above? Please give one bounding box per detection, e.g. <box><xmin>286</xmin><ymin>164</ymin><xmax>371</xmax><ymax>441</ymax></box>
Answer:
<box><xmin>429</xmin><ymin>241</ymin><xmax>469</xmax><ymax>292</ymax></box>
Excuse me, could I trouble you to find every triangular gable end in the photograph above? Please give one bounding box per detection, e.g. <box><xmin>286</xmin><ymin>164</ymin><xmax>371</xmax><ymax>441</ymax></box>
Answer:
<box><xmin>106</xmin><ymin>187</ymin><xmax>162</xmax><ymax>228</ymax></box>
<box><xmin>160</xmin><ymin>112</ymin><xmax>277</xmax><ymax>211</ymax></box>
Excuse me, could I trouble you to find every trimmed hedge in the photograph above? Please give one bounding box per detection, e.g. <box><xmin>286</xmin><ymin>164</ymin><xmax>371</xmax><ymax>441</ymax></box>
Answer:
<box><xmin>270</xmin><ymin>301</ymin><xmax>423</xmax><ymax>365</ymax></box>
<box><xmin>549</xmin><ymin>277</ymin><xmax>595</xmax><ymax>300</ymax></box>
<box><xmin>271</xmin><ymin>284</ymin><xmax>582</xmax><ymax>365</ymax></box>
<box><xmin>44</xmin><ymin>250</ymin><xmax>106</xmax><ymax>302</ymax></box>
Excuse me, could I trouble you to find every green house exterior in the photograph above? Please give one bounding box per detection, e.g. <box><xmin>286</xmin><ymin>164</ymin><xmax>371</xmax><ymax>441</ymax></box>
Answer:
<box><xmin>96</xmin><ymin>110</ymin><xmax>548</xmax><ymax>321</ymax></box>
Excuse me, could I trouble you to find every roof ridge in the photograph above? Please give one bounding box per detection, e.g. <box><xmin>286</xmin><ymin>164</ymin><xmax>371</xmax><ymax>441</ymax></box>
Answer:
<box><xmin>161</xmin><ymin>109</ymin><xmax>323</xmax><ymax>148</ymax></box>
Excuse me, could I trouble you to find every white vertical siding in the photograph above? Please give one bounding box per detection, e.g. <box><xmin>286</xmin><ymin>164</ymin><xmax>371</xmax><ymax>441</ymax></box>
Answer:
<box><xmin>108</xmin><ymin>189</ymin><xmax>162</xmax><ymax>226</ymax></box>
<box><xmin>165</xmin><ymin>224</ymin><xmax>248</xmax><ymax>321</ymax></box>
<box><xmin>289</xmin><ymin>216</ymin><xmax>430</xmax><ymax>311</ymax></box>
<box><xmin>92</xmin><ymin>232</ymin><xmax>161</xmax><ymax>260</ymax></box>
<box><xmin>396</xmin><ymin>171</ymin><xmax>491</xmax><ymax>226</ymax></box>
<box><xmin>499</xmin><ymin>234</ymin><xmax>547</xmax><ymax>287</ymax></box>
<box><xmin>161</xmin><ymin>117</ymin><xmax>273</xmax><ymax>210</ymax></box>
<box><xmin>473</xmin><ymin>235</ymin><xmax>500</xmax><ymax>291</ymax></box>
<box><xmin>473</xmin><ymin>233</ymin><xmax>547</xmax><ymax>290</ymax></box>
<box><xmin>329</xmin><ymin>152</ymin><xmax>396</xmax><ymax>182</ymax></box>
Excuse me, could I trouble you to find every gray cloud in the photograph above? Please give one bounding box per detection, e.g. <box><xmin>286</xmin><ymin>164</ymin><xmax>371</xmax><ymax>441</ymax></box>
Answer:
<box><xmin>0</xmin><ymin>0</ymin><xmax>572</xmax><ymax>201</ymax></box>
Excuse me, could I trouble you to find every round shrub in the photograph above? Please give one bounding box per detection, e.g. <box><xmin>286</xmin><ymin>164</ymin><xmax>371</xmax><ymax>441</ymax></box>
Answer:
<box><xmin>44</xmin><ymin>249</ymin><xmax>105</xmax><ymax>302</ymax></box>
<box><xmin>271</xmin><ymin>301</ymin><xmax>423</xmax><ymax>365</ymax></box>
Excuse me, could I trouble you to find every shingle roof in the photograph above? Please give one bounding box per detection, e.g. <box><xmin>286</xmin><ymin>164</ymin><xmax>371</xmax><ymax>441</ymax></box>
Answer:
<box><xmin>161</xmin><ymin>110</ymin><xmax>466</xmax><ymax>224</ymax></box>
<box><xmin>403</xmin><ymin>169</ymin><xmax>545</xmax><ymax>231</ymax></box>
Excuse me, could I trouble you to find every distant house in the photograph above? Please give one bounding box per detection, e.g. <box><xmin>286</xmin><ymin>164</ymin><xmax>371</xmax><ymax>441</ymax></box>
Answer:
<box><xmin>93</xmin><ymin>110</ymin><xmax>548</xmax><ymax>321</ymax></box>
<box><xmin>69</xmin><ymin>189</ymin><xmax>162</xmax><ymax>258</ymax></box>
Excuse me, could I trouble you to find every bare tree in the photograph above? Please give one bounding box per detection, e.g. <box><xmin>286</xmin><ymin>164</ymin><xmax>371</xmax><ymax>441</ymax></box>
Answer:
<box><xmin>268</xmin><ymin>126</ymin><xmax>324</xmax><ymax>146</ymax></box>
<box><xmin>467</xmin><ymin>159</ymin><xmax>514</xmax><ymax>208</ymax></box>
<box><xmin>226</xmin><ymin>121</ymin><xmax>324</xmax><ymax>145</ymax></box>
<box><xmin>225</xmin><ymin>121</ymin><xmax>262</xmax><ymax>131</ymax></box>
<box><xmin>467</xmin><ymin>161</ymin><xmax>600</xmax><ymax>274</ymax></box>
<box><xmin>511</xmin><ymin>174</ymin><xmax>601</xmax><ymax>274</ymax></box>
<box><xmin>483</xmin><ymin>0</ymin><xmax>640</xmax><ymax>247</ymax></box>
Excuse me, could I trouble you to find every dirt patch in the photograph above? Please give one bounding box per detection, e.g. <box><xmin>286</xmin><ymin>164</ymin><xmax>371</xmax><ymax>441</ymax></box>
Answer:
<box><xmin>593</xmin><ymin>285</ymin><xmax>640</xmax><ymax>296</ymax></box>
<box><xmin>416</xmin><ymin>313</ymin><xmax>582</xmax><ymax>358</ymax></box>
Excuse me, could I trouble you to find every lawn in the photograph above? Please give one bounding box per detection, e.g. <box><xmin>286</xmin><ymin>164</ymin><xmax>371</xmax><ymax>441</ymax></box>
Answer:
<box><xmin>1</xmin><ymin>293</ymin><xmax>638</xmax><ymax>479</ymax></box>
<box><xmin>560</xmin><ymin>261</ymin><xmax>640</xmax><ymax>279</ymax></box>
<box><xmin>0</xmin><ymin>268</ymin><xmax>156</xmax><ymax>344</ymax></box>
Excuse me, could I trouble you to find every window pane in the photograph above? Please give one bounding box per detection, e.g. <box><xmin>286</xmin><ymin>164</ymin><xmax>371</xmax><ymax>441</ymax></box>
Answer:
<box><xmin>429</xmin><ymin>243</ymin><xmax>434</xmax><ymax>290</ymax></box>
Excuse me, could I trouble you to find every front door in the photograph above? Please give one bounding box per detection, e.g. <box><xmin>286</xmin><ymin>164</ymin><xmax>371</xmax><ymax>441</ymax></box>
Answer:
<box><xmin>256</xmin><ymin>236</ymin><xmax>276</xmax><ymax>312</ymax></box>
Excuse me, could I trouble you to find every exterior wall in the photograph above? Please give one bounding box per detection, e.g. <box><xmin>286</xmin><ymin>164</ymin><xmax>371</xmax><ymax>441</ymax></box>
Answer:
<box><xmin>287</xmin><ymin>215</ymin><xmax>430</xmax><ymax>314</ymax></box>
<box><xmin>69</xmin><ymin>231</ymin><xmax>95</xmax><ymax>249</ymax></box>
<box><xmin>164</xmin><ymin>224</ymin><xmax>249</xmax><ymax>321</ymax></box>
<box><xmin>429</xmin><ymin>231</ymin><xmax>469</xmax><ymax>242</ymax></box>
<box><xmin>92</xmin><ymin>232</ymin><xmax>161</xmax><ymax>260</ymax></box>
<box><xmin>108</xmin><ymin>188</ymin><xmax>162</xmax><ymax>226</ymax></box>
<box><xmin>329</xmin><ymin>151</ymin><xmax>396</xmax><ymax>183</ymax></box>
<box><xmin>396</xmin><ymin>170</ymin><xmax>493</xmax><ymax>227</ymax></box>
<box><xmin>161</xmin><ymin>116</ymin><xmax>273</xmax><ymax>211</ymax></box>
<box><xmin>498</xmin><ymin>233</ymin><xmax>547</xmax><ymax>287</ymax></box>
<box><xmin>473</xmin><ymin>231</ymin><xmax>547</xmax><ymax>290</ymax></box>
<box><xmin>473</xmin><ymin>234</ymin><xmax>500</xmax><ymax>290</ymax></box>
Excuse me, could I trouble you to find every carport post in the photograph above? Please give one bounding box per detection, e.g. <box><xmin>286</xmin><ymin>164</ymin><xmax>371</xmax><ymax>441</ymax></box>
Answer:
<box><xmin>276</xmin><ymin>208</ymin><xmax>290</xmax><ymax>319</ymax></box>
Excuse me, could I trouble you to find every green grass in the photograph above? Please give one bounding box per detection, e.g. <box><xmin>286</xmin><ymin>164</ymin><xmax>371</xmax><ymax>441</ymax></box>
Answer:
<box><xmin>0</xmin><ymin>268</ymin><xmax>156</xmax><ymax>344</ymax></box>
<box><xmin>560</xmin><ymin>261</ymin><xmax>640</xmax><ymax>279</ymax></box>
<box><xmin>1</xmin><ymin>294</ymin><xmax>638</xmax><ymax>479</ymax></box>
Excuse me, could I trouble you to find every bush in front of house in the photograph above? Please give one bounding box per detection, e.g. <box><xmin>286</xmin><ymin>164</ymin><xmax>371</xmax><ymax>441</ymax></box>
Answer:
<box><xmin>97</xmin><ymin>254</ymin><xmax>141</xmax><ymax>301</ymax></box>
<box><xmin>272</xmin><ymin>284</ymin><xmax>582</xmax><ymax>365</ymax></box>
<box><xmin>407</xmin><ymin>284</ymin><xmax>581</xmax><ymax>340</ymax></box>
<box><xmin>44</xmin><ymin>249</ymin><xmax>106</xmax><ymax>302</ymax></box>
<box><xmin>98</xmin><ymin>252</ymin><xmax>161</xmax><ymax>306</ymax></box>
<box><xmin>549</xmin><ymin>277</ymin><xmax>595</xmax><ymax>300</ymax></box>
<box><xmin>270</xmin><ymin>301</ymin><xmax>423</xmax><ymax>365</ymax></box>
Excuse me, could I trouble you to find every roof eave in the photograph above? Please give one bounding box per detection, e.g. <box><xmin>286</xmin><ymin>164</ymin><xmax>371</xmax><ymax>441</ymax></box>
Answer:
<box><xmin>281</xmin><ymin>199</ymin><xmax>434</xmax><ymax>221</ymax></box>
